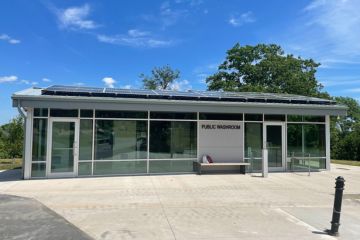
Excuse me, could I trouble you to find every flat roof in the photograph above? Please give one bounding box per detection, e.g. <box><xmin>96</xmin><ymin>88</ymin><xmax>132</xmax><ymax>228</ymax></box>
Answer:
<box><xmin>12</xmin><ymin>85</ymin><xmax>348</xmax><ymax>116</ymax></box>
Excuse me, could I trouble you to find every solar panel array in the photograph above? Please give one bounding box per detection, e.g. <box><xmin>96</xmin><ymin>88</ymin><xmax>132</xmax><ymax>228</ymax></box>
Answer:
<box><xmin>41</xmin><ymin>85</ymin><xmax>336</xmax><ymax>105</ymax></box>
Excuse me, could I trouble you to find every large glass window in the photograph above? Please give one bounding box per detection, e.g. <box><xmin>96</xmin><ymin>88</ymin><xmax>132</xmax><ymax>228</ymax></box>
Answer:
<box><xmin>287</xmin><ymin>124</ymin><xmax>326</xmax><ymax>169</ymax></box>
<box><xmin>150</xmin><ymin>112</ymin><xmax>196</xmax><ymax>119</ymax></box>
<box><xmin>199</xmin><ymin>113</ymin><xmax>243</xmax><ymax>120</ymax></box>
<box><xmin>244</xmin><ymin>123</ymin><xmax>263</xmax><ymax>171</ymax></box>
<box><xmin>32</xmin><ymin>119</ymin><xmax>47</xmax><ymax>161</ymax></box>
<box><xmin>149</xmin><ymin>121</ymin><xmax>197</xmax><ymax>159</ymax></box>
<box><xmin>95</xmin><ymin>120</ymin><xmax>147</xmax><ymax>160</ymax></box>
<box><xmin>50</xmin><ymin>109</ymin><xmax>78</xmax><ymax>117</ymax></box>
<box><xmin>287</xmin><ymin>115</ymin><xmax>325</xmax><ymax>122</ymax></box>
<box><xmin>34</xmin><ymin>108</ymin><xmax>48</xmax><ymax>117</ymax></box>
<box><xmin>244</xmin><ymin>123</ymin><xmax>263</xmax><ymax>158</ymax></box>
<box><xmin>94</xmin><ymin>161</ymin><xmax>147</xmax><ymax>175</ymax></box>
<box><xmin>79</xmin><ymin>120</ymin><xmax>93</xmax><ymax>160</ymax></box>
<box><xmin>95</xmin><ymin>110</ymin><xmax>147</xmax><ymax>119</ymax></box>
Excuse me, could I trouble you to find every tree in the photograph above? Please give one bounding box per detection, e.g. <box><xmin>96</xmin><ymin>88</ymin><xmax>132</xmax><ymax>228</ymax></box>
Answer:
<box><xmin>206</xmin><ymin>43</ymin><xmax>327</xmax><ymax>97</ymax></box>
<box><xmin>0</xmin><ymin>116</ymin><xmax>24</xmax><ymax>159</ymax></box>
<box><xmin>140</xmin><ymin>65</ymin><xmax>180</xmax><ymax>90</ymax></box>
<box><xmin>331</xmin><ymin>97</ymin><xmax>360</xmax><ymax>160</ymax></box>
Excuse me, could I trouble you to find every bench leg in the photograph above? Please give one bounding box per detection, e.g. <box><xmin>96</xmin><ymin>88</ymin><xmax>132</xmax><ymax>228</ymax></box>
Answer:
<box><xmin>240</xmin><ymin>165</ymin><xmax>246</xmax><ymax>174</ymax></box>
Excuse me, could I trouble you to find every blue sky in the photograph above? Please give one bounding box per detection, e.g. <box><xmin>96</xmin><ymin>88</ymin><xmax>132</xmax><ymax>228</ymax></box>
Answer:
<box><xmin>1</xmin><ymin>0</ymin><xmax>360</xmax><ymax>124</ymax></box>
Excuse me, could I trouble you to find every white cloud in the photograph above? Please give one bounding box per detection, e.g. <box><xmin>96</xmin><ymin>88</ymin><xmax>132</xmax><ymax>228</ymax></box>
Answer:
<box><xmin>0</xmin><ymin>34</ymin><xmax>20</xmax><ymax>44</ymax></box>
<box><xmin>128</xmin><ymin>29</ymin><xmax>149</xmax><ymax>37</ymax></box>
<box><xmin>56</xmin><ymin>4</ymin><xmax>98</xmax><ymax>30</ymax></box>
<box><xmin>169</xmin><ymin>79</ymin><xmax>192</xmax><ymax>91</ymax></box>
<box><xmin>304</xmin><ymin>0</ymin><xmax>360</xmax><ymax>56</ymax></box>
<box><xmin>42</xmin><ymin>78</ymin><xmax>51</xmax><ymax>82</ymax></box>
<box><xmin>121</xmin><ymin>85</ymin><xmax>132</xmax><ymax>89</ymax></box>
<box><xmin>102</xmin><ymin>77</ymin><xmax>116</xmax><ymax>88</ymax></box>
<box><xmin>228</xmin><ymin>11</ymin><xmax>255</xmax><ymax>27</ymax></box>
<box><xmin>20</xmin><ymin>80</ymin><xmax>38</xmax><ymax>85</ymax></box>
<box><xmin>346</xmin><ymin>88</ymin><xmax>360</xmax><ymax>93</ymax></box>
<box><xmin>97</xmin><ymin>29</ymin><xmax>173</xmax><ymax>48</ymax></box>
<box><xmin>0</xmin><ymin>75</ymin><xmax>18</xmax><ymax>83</ymax></box>
<box><xmin>158</xmin><ymin>1</ymin><xmax>189</xmax><ymax>28</ymax></box>
<box><xmin>282</xmin><ymin>0</ymin><xmax>360</xmax><ymax>65</ymax></box>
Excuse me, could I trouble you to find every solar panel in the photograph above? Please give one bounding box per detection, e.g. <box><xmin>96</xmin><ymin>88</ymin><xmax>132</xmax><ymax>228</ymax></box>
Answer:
<box><xmin>41</xmin><ymin>85</ymin><xmax>336</xmax><ymax>105</ymax></box>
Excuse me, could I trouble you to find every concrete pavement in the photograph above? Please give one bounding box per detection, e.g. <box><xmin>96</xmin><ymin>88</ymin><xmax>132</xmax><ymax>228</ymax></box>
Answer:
<box><xmin>0</xmin><ymin>164</ymin><xmax>359</xmax><ymax>239</ymax></box>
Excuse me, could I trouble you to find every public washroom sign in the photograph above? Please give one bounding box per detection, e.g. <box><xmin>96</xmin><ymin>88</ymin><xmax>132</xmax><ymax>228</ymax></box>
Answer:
<box><xmin>201</xmin><ymin>124</ymin><xmax>241</xmax><ymax>130</ymax></box>
<box><xmin>198</xmin><ymin>121</ymin><xmax>244</xmax><ymax>162</ymax></box>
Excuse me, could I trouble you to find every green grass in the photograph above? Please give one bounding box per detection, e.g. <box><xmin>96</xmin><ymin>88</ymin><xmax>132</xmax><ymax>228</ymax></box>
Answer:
<box><xmin>331</xmin><ymin>159</ymin><xmax>360</xmax><ymax>167</ymax></box>
<box><xmin>0</xmin><ymin>158</ymin><xmax>22</xmax><ymax>170</ymax></box>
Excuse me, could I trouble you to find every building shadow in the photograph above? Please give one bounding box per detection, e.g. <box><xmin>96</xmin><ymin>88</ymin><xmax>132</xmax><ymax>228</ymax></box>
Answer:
<box><xmin>0</xmin><ymin>169</ymin><xmax>22</xmax><ymax>182</ymax></box>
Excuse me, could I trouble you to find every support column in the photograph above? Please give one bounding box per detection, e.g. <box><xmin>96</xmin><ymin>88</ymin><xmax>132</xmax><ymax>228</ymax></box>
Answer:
<box><xmin>23</xmin><ymin>108</ymin><xmax>33</xmax><ymax>179</ymax></box>
<box><xmin>325</xmin><ymin>115</ymin><xmax>331</xmax><ymax>171</ymax></box>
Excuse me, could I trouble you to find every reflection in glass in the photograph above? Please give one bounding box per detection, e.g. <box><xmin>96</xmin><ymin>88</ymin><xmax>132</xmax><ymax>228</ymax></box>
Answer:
<box><xmin>149</xmin><ymin>121</ymin><xmax>197</xmax><ymax>159</ymax></box>
<box><xmin>149</xmin><ymin>160</ymin><xmax>194</xmax><ymax>173</ymax></box>
<box><xmin>95</xmin><ymin>120</ymin><xmax>147</xmax><ymax>160</ymax></box>
<box><xmin>32</xmin><ymin>119</ymin><xmax>47</xmax><ymax>161</ymax></box>
<box><xmin>266</xmin><ymin>125</ymin><xmax>282</xmax><ymax>168</ymax></box>
<box><xmin>245</xmin><ymin>123</ymin><xmax>263</xmax><ymax>158</ymax></box>
<box><xmin>51</xmin><ymin>122</ymin><xmax>75</xmax><ymax>173</ymax></box>
<box><xmin>94</xmin><ymin>161</ymin><xmax>147</xmax><ymax>175</ymax></box>
<box><xmin>31</xmin><ymin>163</ymin><xmax>46</xmax><ymax>177</ymax></box>
<box><xmin>79</xmin><ymin>120</ymin><xmax>93</xmax><ymax>160</ymax></box>
<box><xmin>287</xmin><ymin>124</ymin><xmax>326</xmax><ymax>157</ymax></box>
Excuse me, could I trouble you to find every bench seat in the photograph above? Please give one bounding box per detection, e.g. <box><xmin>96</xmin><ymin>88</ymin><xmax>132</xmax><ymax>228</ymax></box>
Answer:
<box><xmin>194</xmin><ymin>162</ymin><xmax>250</xmax><ymax>174</ymax></box>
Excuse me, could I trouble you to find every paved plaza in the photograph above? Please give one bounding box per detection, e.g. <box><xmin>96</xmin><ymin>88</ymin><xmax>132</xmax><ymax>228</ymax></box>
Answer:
<box><xmin>0</xmin><ymin>164</ymin><xmax>359</xmax><ymax>240</ymax></box>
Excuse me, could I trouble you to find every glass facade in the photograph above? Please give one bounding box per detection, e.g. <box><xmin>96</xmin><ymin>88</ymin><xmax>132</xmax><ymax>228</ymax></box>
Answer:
<box><xmin>149</xmin><ymin>121</ymin><xmax>197</xmax><ymax>159</ymax></box>
<box><xmin>30</xmin><ymin>108</ymin><xmax>328</xmax><ymax>177</ymax></box>
<box><xmin>95</xmin><ymin>120</ymin><xmax>147</xmax><ymax>160</ymax></box>
<box><xmin>244</xmin><ymin>123</ymin><xmax>263</xmax><ymax>171</ymax></box>
<box><xmin>287</xmin><ymin>124</ymin><xmax>326</xmax><ymax>169</ymax></box>
<box><xmin>79</xmin><ymin>120</ymin><xmax>93</xmax><ymax>160</ymax></box>
<box><xmin>51</xmin><ymin>121</ymin><xmax>75</xmax><ymax>173</ymax></box>
<box><xmin>32</xmin><ymin>119</ymin><xmax>47</xmax><ymax>162</ymax></box>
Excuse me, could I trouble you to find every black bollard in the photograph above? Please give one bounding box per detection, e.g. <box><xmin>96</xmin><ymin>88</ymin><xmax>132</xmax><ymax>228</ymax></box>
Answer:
<box><xmin>328</xmin><ymin>176</ymin><xmax>345</xmax><ymax>236</ymax></box>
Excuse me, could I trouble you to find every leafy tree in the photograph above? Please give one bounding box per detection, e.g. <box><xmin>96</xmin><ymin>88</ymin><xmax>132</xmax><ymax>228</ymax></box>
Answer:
<box><xmin>140</xmin><ymin>65</ymin><xmax>180</xmax><ymax>90</ymax></box>
<box><xmin>206</xmin><ymin>43</ymin><xmax>327</xmax><ymax>97</ymax></box>
<box><xmin>0</xmin><ymin>116</ymin><xmax>24</xmax><ymax>159</ymax></box>
<box><xmin>331</xmin><ymin>97</ymin><xmax>360</xmax><ymax>160</ymax></box>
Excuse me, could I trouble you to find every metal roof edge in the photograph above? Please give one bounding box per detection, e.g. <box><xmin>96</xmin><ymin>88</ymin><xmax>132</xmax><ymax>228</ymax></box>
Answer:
<box><xmin>12</xmin><ymin>93</ymin><xmax>348</xmax><ymax>111</ymax></box>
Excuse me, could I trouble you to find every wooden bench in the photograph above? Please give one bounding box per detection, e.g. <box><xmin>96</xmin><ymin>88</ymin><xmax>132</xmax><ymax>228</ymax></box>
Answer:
<box><xmin>194</xmin><ymin>162</ymin><xmax>250</xmax><ymax>175</ymax></box>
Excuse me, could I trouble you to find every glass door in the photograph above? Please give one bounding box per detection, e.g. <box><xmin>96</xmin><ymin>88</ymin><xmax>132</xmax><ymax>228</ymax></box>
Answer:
<box><xmin>264</xmin><ymin>123</ymin><xmax>285</xmax><ymax>171</ymax></box>
<box><xmin>47</xmin><ymin>118</ymin><xmax>79</xmax><ymax>177</ymax></box>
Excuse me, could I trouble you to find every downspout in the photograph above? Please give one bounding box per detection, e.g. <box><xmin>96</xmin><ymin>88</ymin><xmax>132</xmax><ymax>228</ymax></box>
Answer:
<box><xmin>17</xmin><ymin>101</ymin><xmax>27</xmax><ymax>179</ymax></box>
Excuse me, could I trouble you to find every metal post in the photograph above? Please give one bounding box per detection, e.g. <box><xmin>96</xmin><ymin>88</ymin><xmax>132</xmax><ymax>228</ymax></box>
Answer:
<box><xmin>328</xmin><ymin>176</ymin><xmax>345</xmax><ymax>236</ymax></box>
<box><xmin>262</xmin><ymin>148</ymin><xmax>268</xmax><ymax>178</ymax></box>
<box><xmin>308</xmin><ymin>153</ymin><xmax>311</xmax><ymax>176</ymax></box>
<box><xmin>248</xmin><ymin>147</ymin><xmax>253</xmax><ymax>174</ymax></box>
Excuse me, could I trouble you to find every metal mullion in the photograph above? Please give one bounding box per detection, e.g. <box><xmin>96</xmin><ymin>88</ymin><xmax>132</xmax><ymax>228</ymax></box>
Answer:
<box><xmin>147</xmin><ymin>110</ymin><xmax>150</xmax><ymax>174</ymax></box>
<box><xmin>91</xmin><ymin>108</ymin><xmax>95</xmax><ymax>175</ymax></box>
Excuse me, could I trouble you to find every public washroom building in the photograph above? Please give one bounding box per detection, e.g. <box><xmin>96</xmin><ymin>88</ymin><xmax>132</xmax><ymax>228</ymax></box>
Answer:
<box><xmin>12</xmin><ymin>85</ymin><xmax>347</xmax><ymax>179</ymax></box>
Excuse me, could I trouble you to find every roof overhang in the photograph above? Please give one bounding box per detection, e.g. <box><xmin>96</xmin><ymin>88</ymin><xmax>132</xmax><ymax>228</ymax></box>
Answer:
<box><xmin>12</xmin><ymin>89</ymin><xmax>348</xmax><ymax>116</ymax></box>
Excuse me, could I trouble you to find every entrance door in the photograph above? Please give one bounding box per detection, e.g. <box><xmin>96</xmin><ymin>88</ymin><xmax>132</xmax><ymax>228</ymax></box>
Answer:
<box><xmin>47</xmin><ymin>118</ymin><xmax>79</xmax><ymax>177</ymax></box>
<box><xmin>264</xmin><ymin>123</ymin><xmax>285</xmax><ymax>171</ymax></box>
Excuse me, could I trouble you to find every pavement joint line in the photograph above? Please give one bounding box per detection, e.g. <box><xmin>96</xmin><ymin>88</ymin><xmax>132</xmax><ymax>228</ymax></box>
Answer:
<box><xmin>275</xmin><ymin>208</ymin><xmax>336</xmax><ymax>240</ymax></box>
<box><xmin>149</xmin><ymin>177</ymin><xmax>177</xmax><ymax>240</ymax></box>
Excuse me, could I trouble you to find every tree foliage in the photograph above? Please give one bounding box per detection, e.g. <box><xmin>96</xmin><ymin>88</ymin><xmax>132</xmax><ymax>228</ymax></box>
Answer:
<box><xmin>0</xmin><ymin>116</ymin><xmax>24</xmax><ymax>159</ymax></box>
<box><xmin>206</xmin><ymin>43</ymin><xmax>327</xmax><ymax>97</ymax></box>
<box><xmin>331</xmin><ymin>97</ymin><xmax>360</xmax><ymax>160</ymax></box>
<box><xmin>140</xmin><ymin>65</ymin><xmax>180</xmax><ymax>90</ymax></box>
<box><xmin>207</xmin><ymin>43</ymin><xmax>359</xmax><ymax>161</ymax></box>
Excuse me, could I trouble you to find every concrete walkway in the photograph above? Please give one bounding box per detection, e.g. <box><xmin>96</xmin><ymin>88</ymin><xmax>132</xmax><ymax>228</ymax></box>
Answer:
<box><xmin>0</xmin><ymin>164</ymin><xmax>359</xmax><ymax>239</ymax></box>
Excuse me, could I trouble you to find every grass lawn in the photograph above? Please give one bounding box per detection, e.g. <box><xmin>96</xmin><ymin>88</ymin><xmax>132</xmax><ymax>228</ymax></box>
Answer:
<box><xmin>0</xmin><ymin>158</ymin><xmax>22</xmax><ymax>170</ymax></box>
<box><xmin>331</xmin><ymin>159</ymin><xmax>360</xmax><ymax>167</ymax></box>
